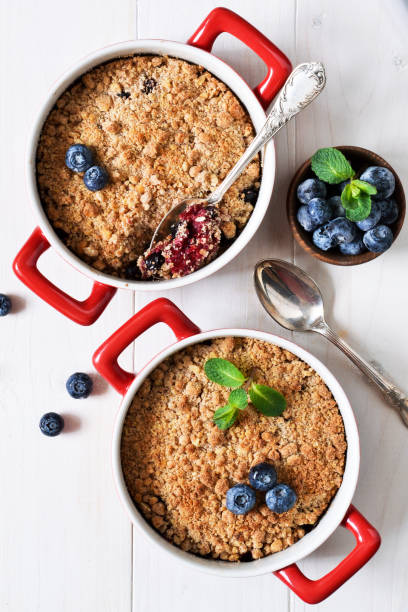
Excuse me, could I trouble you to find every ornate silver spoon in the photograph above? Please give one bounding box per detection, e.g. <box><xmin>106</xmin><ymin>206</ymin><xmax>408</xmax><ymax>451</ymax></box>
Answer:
<box><xmin>254</xmin><ymin>258</ymin><xmax>408</xmax><ymax>427</ymax></box>
<box><xmin>149</xmin><ymin>62</ymin><xmax>326</xmax><ymax>248</ymax></box>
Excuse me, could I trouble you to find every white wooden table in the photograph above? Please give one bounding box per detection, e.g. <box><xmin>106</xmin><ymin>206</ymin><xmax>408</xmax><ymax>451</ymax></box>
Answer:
<box><xmin>1</xmin><ymin>0</ymin><xmax>408</xmax><ymax>609</ymax></box>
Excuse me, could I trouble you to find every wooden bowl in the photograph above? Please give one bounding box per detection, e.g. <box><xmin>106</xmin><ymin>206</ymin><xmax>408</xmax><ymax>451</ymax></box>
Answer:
<box><xmin>287</xmin><ymin>146</ymin><xmax>406</xmax><ymax>265</ymax></box>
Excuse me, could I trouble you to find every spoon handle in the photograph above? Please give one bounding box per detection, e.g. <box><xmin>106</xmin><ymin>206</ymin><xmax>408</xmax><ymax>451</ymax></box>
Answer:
<box><xmin>315</xmin><ymin>321</ymin><xmax>408</xmax><ymax>427</ymax></box>
<box><xmin>207</xmin><ymin>62</ymin><xmax>326</xmax><ymax>205</ymax></box>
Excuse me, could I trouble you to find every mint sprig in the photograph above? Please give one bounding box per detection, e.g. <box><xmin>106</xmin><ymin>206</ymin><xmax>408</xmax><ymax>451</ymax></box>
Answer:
<box><xmin>310</xmin><ymin>147</ymin><xmax>377</xmax><ymax>221</ymax></box>
<box><xmin>204</xmin><ymin>358</ymin><xmax>286</xmax><ymax>430</ymax></box>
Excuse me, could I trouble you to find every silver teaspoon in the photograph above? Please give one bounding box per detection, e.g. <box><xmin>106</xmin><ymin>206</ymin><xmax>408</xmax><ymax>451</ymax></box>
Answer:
<box><xmin>149</xmin><ymin>62</ymin><xmax>326</xmax><ymax>248</ymax></box>
<box><xmin>254</xmin><ymin>258</ymin><xmax>408</xmax><ymax>428</ymax></box>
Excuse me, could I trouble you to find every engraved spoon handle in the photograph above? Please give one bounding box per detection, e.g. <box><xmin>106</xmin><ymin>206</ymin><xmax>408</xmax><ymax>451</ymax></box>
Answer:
<box><xmin>314</xmin><ymin>320</ymin><xmax>408</xmax><ymax>427</ymax></box>
<box><xmin>207</xmin><ymin>62</ymin><xmax>326</xmax><ymax>205</ymax></box>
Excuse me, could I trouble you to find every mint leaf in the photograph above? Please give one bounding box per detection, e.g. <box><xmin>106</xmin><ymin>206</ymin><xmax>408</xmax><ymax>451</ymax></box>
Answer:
<box><xmin>213</xmin><ymin>404</ymin><xmax>238</xmax><ymax>430</ymax></box>
<box><xmin>249</xmin><ymin>383</ymin><xmax>286</xmax><ymax>416</ymax></box>
<box><xmin>352</xmin><ymin>179</ymin><xmax>377</xmax><ymax>196</ymax></box>
<box><xmin>228</xmin><ymin>388</ymin><xmax>248</xmax><ymax>410</ymax></box>
<box><xmin>204</xmin><ymin>358</ymin><xmax>246</xmax><ymax>388</ymax></box>
<box><xmin>341</xmin><ymin>182</ymin><xmax>372</xmax><ymax>222</ymax></box>
<box><xmin>345</xmin><ymin>192</ymin><xmax>371</xmax><ymax>222</ymax></box>
<box><xmin>311</xmin><ymin>148</ymin><xmax>354</xmax><ymax>184</ymax></box>
<box><xmin>341</xmin><ymin>183</ymin><xmax>354</xmax><ymax>207</ymax></box>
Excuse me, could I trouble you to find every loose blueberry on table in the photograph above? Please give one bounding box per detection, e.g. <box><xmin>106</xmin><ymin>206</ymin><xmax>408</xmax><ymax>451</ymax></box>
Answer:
<box><xmin>296</xmin><ymin>147</ymin><xmax>398</xmax><ymax>256</ymax></box>
<box><xmin>39</xmin><ymin>412</ymin><xmax>64</xmax><ymax>437</ymax></box>
<box><xmin>0</xmin><ymin>294</ymin><xmax>11</xmax><ymax>316</ymax></box>
<box><xmin>66</xmin><ymin>372</ymin><xmax>93</xmax><ymax>399</ymax></box>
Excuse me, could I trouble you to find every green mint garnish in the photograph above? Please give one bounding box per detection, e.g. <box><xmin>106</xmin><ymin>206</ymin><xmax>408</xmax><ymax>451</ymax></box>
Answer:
<box><xmin>351</xmin><ymin>179</ymin><xmax>377</xmax><ymax>195</ymax></box>
<box><xmin>311</xmin><ymin>147</ymin><xmax>354</xmax><ymax>184</ymax></box>
<box><xmin>341</xmin><ymin>183</ymin><xmax>372</xmax><ymax>222</ymax></box>
<box><xmin>249</xmin><ymin>383</ymin><xmax>286</xmax><ymax>416</ymax></box>
<box><xmin>212</xmin><ymin>388</ymin><xmax>248</xmax><ymax>429</ymax></box>
<box><xmin>213</xmin><ymin>404</ymin><xmax>238</xmax><ymax>430</ymax></box>
<box><xmin>204</xmin><ymin>358</ymin><xmax>246</xmax><ymax>388</ymax></box>
<box><xmin>205</xmin><ymin>358</ymin><xmax>286</xmax><ymax>430</ymax></box>
<box><xmin>311</xmin><ymin>147</ymin><xmax>377</xmax><ymax>221</ymax></box>
<box><xmin>228</xmin><ymin>388</ymin><xmax>248</xmax><ymax>410</ymax></box>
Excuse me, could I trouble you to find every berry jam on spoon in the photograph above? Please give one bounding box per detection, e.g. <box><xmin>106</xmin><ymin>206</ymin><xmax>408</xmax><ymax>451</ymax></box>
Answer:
<box><xmin>139</xmin><ymin>62</ymin><xmax>326</xmax><ymax>280</ymax></box>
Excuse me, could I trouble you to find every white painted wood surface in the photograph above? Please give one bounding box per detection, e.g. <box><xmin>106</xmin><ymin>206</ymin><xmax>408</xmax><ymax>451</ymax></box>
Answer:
<box><xmin>1</xmin><ymin>0</ymin><xmax>408</xmax><ymax>610</ymax></box>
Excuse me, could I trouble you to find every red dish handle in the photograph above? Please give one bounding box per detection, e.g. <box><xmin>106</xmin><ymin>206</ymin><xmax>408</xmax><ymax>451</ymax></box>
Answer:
<box><xmin>13</xmin><ymin>227</ymin><xmax>116</xmax><ymax>326</ymax></box>
<box><xmin>93</xmin><ymin>298</ymin><xmax>201</xmax><ymax>395</ymax></box>
<box><xmin>188</xmin><ymin>7</ymin><xmax>292</xmax><ymax>109</ymax></box>
<box><xmin>274</xmin><ymin>504</ymin><xmax>381</xmax><ymax>604</ymax></box>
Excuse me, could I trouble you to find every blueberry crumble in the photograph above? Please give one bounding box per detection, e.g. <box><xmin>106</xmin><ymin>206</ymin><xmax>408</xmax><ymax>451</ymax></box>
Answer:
<box><xmin>36</xmin><ymin>55</ymin><xmax>260</xmax><ymax>279</ymax></box>
<box><xmin>121</xmin><ymin>337</ymin><xmax>346</xmax><ymax>561</ymax></box>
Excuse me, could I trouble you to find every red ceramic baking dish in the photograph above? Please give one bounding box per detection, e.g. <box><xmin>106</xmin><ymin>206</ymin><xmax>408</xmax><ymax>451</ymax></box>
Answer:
<box><xmin>92</xmin><ymin>297</ymin><xmax>381</xmax><ymax>604</ymax></box>
<box><xmin>13</xmin><ymin>8</ymin><xmax>292</xmax><ymax>325</ymax></box>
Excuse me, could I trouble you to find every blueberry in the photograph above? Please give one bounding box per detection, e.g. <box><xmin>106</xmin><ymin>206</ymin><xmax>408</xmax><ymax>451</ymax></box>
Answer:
<box><xmin>296</xmin><ymin>205</ymin><xmax>319</xmax><ymax>231</ymax></box>
<box><xmin>249</xmin><ymin>463</ymin><xmax>277</xmax><ymax>491</ymax></box>
<box><xmin>145</xmin><ymin>252</ymin><xmax>165</xmax><ymax>271</ymax></box>
<box><xmin>297</xmin><ymin>178</ymin><xmax>327</xmax><ymax>204</ymax></box>
<box><xmin>312</xmin><ymin>225</ymin><xmax>335</xmax><ymax>251</ymax></box>
<box><xmin>117</xmin><ymin>90</ymin><xmax>131</xmax><ymax>99</ymax></box>
<box><xmin>125</xmin><ymin>260</ymin><xmax>141</xmax><ymax>280</ymax></box>
<box><xmin>265</xmin><ymin>484</ymin><xmax>297</xmax><ymax>513</ymax></box>
<box><xmin>379</xmin><ymin>198</ymin><xmax>399</xmax><ymax>225</ymax></box>
<box><xmin>326</xmin><ymin>217</ymin><xmax>358</xmax><ymax>245</ymax></box>
<box><xmin>327</xmin><ymin>195</ymin><xmax>346</xmax><ymax>218</ymax></box>
<box><xmin>39</xmin><ymin>412</ymin><xmax>64</xmax><ymax>437</ymax></box>
<box><xmin>83</xmin><ymin>165</ymin><xmax>108</xmax><ymax>191</ymax></box>
<box><xmin>339</xmin><ymin>233</ymin><xmax>366</xmax><ymax>255</ymax></box>
<box><xmin>360</xmin><ymin>166</ymin><xmax>395</xmax><ymax>200</ymax></box>
<box><xmin>142</xmin><ymin>78</ymin><xmax>157</xmax><ymax>94</ymax></box>
<box><xmin>65</xmin><ymin>144</ymin><xmax>94</xmax><ymax>173</ymax></box>
<box><xmin>356</xmin><ymin>200</ymin><xmax>381</xmax><ymax>231</ymax></box>
<box><xmin>170</xmin><ymin>221</ymin><xmax>183</xmax><ymax>238</ymax></box>
<box><xmin>226</xmin><ymin>484</ymin><xmax>256</xmax><ymax>515</ymax></box>
<box><xmin>242</xmin><ymin>188</ymin><xmax>259</xmax><ymax>205</ymax></box>
<box><xmin>0</xmin><ymin>294</ymin><xmax>11</xmax><ymax>316</ymax></box>
<box><xmin>206</xmin><ymin>205</ymin><xmax>218</xmax><ymax>219</ymax></box>
<box><xmin>363</xmin><ymin>225</ymin><xmax>393</xmax><ymax>253</ymax></box>
<box><xmin>308</xmin><ymin>197</ymin><xmax>333</xmax><ymax>225</ymax></box>
<box><xmin>66</xmin><ymin>372</ymin><xmax>93</xmax><ymax>399</ymax></box>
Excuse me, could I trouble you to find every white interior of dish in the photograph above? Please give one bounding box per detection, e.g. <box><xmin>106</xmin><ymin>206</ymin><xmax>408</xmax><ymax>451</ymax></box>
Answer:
<box><xmin>26</xmin><ymin>40</ymin><xmax>275</xmax><ymax>290</ymax></box>
<box><xmin>112</xmin><ymin>329</ymin><xmax>360</xmax><ymax>577</ymax></box>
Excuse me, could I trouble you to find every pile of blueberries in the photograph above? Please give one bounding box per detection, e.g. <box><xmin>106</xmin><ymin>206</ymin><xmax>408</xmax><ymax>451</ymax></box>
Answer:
<box><xmin>65</xmin><ymin>144</ymin><xmax>108</xmax><ymax>191</ymax></box>
<box><xmin>296</xmin><ymin>166</ymin><xmax>398</xmax><ymax>255</ymax></box>
<box><xmin>226</xmin><ymin>462</ymin><xmax>296</xmax><ymax>515</ymax></box>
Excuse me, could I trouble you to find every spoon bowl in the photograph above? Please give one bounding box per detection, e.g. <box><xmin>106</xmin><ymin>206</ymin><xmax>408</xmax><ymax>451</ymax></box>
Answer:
<box><xmin>254</xmin><ymin>259</ymin><xmax>324</xmax><ymax>331</ymax></box>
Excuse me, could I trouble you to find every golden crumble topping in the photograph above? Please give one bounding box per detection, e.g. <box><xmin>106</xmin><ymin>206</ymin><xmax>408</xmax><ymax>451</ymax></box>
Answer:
<box><xmin>36</xmin><ymin>55</ymin><xmax>260</xmax><ymax>278</ymax></box>
<box><xmin>121</xmin><ymin>337</ymin><xmax>346</xmax><ymax>561</ymax></box>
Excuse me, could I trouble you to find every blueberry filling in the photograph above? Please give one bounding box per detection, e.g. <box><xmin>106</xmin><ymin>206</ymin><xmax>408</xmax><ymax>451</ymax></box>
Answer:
<box><xmin>145</xmin><ymin>252</ymin><xmax>165</xmax><ymax>271</ymax></box>
<box><xmin>242</xmin><ymin>188</ymin><xmax>259</xmax><ymax>204</ymax></box>
<box><xmin>142</xmin><ymin>78</ymin><xmax>157</xmax><ymax>94</ymax></box>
